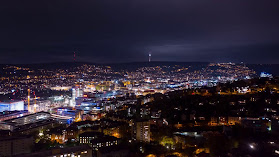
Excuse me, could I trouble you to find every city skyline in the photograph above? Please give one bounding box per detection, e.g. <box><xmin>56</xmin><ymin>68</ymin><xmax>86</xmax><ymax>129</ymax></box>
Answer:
<box><xmin>1</xmin><ymin>1</ymin><xmax>279</xmax><ymax>157</ymax></box>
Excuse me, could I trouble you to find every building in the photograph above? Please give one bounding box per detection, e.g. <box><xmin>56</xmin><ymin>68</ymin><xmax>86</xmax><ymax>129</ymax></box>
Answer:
<box><xmin>0</xmin><ymin>100</ymin><xmax>24</xmax><ymax>112</ymax></box>
<box><xmin>103</xmin><ymin>126</ymin><xmax>121</xmax><ymax>138</ymax></box>
<box><xmin>82</xmin><ymin>112</ymin><xmax>99</xmax><ymax>121</ymax></box>
<box><xmin>0</xmin><ymin>111</ymin><xmax>52</xmax><ymax>131</ymax></box>
<box><xmin>51</xmin><ymin>107</ymin><xmax>83</xmax><ymax>124</ymax></box>
<box><xmin>48</xmin><ymin>127</ymin><xmax>66</xmax><ymax>144</ymax></box>
<box><xmin>28</xmin><ymin>99</ymin><xmax>51</xmax><ymax>113</ymax></box>
<box><xmin>132</xmin><ymin>120</ymin><xmax>150</xmax><ymax>143</ymax></box>
<box><xmin>71</xmin><ymin>87</ymin><xmax>84</xmax><ymax>107</ymax></box>
<box><xmin>260</xmin><ymin>72</ymin><xmax>273</xmax><ymax>78</ymax></box>
<box><xmin>227</xmin><ymin>117</ymin><xmax>241</xmax><ymax>125</ymax></box>
<box><xmin>0</xmin><ymin>110</ymin><xmax>28</xmax><ymax>121</ymax></box>
<box><xmin>209</xmin><ymin>117</ymin><xmax>218</xmax><ymax>126</ymax></box>
<box><xmin>91</xmin><ymin>135</ymin><xmax>119</xmax><ymax>151</ymax></box>
<box><xmin>3</xmin><ymin>111</ymin><xmax>50</xmax><ymax>125</ymax></box>
<box><xmin>65</xmin><ymin>126</ymin><xmax>79</xmax><ymax>141</ymax></box>
<box><xmin>0</xmin><ymin>136</ymin><xmax>33</xmax><ymax>156</ymax></box>
<box><xmin>14</xmin><ymin>145</ymin><xmax>92</xmax><ymax>157</ymax></box>
<box><xmin>79</xmin><ymin>132</ymin><xmax>104</xmax><ymax>144</ymax></box>
<box><xmin>209</xmin><ymin>116</ymin><xmax>241</xmax><ymax>126</ymax></box>
<box><xmin>241</xmin><ymin>117</ymin><xmax>269</xmax><ymax>132</ymax></box>
<box><xmin>72</xmin><ymin>87</ymin><xmax>84</xmax><ymax>99</ymax></box>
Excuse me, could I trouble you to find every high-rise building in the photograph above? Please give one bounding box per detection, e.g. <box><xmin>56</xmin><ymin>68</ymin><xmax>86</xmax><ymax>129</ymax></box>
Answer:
<box><xmin>71</xmin><ymin>87</ymin><xmax>84</xmax><ymax>107</ymax></box>
<box><xmin>72</xmin><ymin>88</ymin><xmax>83</xmax><ymax>99</ymax></box>
<box><xmin>148</xmin><ymin>53</ymin><xmax>152</xmax><ymax>62</ymax></box>
<box><xmin>132</xmin><ymin>120</ymin><xmax>150</xmax><ymax>143</ymax></box>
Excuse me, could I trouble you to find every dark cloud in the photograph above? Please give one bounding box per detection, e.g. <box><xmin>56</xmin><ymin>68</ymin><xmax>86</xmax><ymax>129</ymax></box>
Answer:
<box><xmin>0</xmin><ymin>0</ymin><xmax>279</xmax><ymax>64</ymax></box>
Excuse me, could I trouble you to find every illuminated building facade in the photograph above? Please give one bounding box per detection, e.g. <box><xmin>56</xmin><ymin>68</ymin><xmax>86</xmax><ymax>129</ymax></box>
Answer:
<box><xmin>50</xmin><ymin>131</ymin><xmax>66</xmax><ymax>144</ymax></box>
<box><xmin>79</xmin><ymin>132</ymin><xmax>104</xmax><ymax>144</ymax></box>
<box><xmin>0</xmin><ymin>100</ymin><xmax>24</xmax><ymax>112</ymax></box>
<box><xmin>51</xmin><ymin>107</ymin><xmax>83</xmax><ymax>124</ymax></box>
<box><xmin>0</xmin><ymin>111</ymin><xmax>51</xmax><ymax>131</ymax></box>
<box><xmin>132</xmin><ymin>120</ymin><xmax>150</xmax><ymax>143</ymax></box>
<box><xmin>71</xmin><ymin>87</ymin><xmax>84</xmax><ymax>107</ymax></box>
<box><xmin>91</xmin><ymin>135</ymin><xmax>119</xmax><ymax>150</ymax></box>
<box><xmin>28</xmin><ymin>100</ymin><xmax>51</xmax><ymax>113</ymax></box>
<box><xmin>0</xmin><ymin>110</ymin><xmax>28</xmax><ymax>121</ymax></box>
<box><xmin>14</xmin><ymin>145</ymin><xmax>92</xmax><ymax>157</ymax></box>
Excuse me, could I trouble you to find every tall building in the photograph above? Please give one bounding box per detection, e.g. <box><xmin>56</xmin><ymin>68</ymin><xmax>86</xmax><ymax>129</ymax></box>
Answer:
<box><xmin>71</xmin><ymin>87</ymin><xmax>84</xmax><ymax>107</ymax></box>
<box><xmin>132</xmin><ymin>120</ymin><xmax>150</xmax><ymax>143</ymax></box>
<box><xmin>148</xmin><ymin>53</ymin><xmax>152</xmax><ymax>62</ymax></box>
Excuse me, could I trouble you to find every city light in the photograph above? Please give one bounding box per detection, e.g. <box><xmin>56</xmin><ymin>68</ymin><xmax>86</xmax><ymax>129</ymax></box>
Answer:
<box><xmin>249</xmin><ymin>144</ymin><xmax>256</xmax><ymax>150</ymax></box>
<box><xmin>0</xmin><ymin>1</ymin><xmax>277</xmax><ymax>156</ymax></box>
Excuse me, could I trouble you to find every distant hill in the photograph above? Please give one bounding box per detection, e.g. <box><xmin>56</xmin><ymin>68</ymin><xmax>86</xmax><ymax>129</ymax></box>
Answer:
<box><xmin>1</xmin><ymin>62</ymin><xmax>279</xmax><ymax>76</ymax></box>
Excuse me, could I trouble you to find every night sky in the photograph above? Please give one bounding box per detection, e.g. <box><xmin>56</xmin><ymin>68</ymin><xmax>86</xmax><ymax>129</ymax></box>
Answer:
<box><xmin>1</xmin><ymin>0</ymin><xmax>279</xmax><ymax>64</ymax></box>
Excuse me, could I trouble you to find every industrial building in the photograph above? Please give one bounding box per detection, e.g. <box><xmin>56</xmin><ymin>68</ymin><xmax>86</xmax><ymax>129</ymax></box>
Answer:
<box><xmin>0</xmin><ymin>110</ymin><xmax>28</xmax><ymax>121</ymax></box>
<box><xmin>0</xmin><ymin>111</ymin><xmax>52</xmax><ymax>131</ymax></box>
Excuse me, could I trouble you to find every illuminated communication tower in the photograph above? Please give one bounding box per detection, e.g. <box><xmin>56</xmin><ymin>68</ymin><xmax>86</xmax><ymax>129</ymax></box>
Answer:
<box><xmin>148</xmin><ymin>53</ymin><xmax>152</xmax><ymax>62</ymax></box>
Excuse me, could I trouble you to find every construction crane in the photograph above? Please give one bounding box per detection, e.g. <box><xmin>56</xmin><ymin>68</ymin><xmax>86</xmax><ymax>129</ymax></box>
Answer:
<box><xmin>27</xmin><ymin>89</ymin><xmax>30</xmax><ymax>112</ymax></box>
<box><xmin>34</xmin><ymin>91</ymin><xmax>37</xmax><ymax>113</ymax></box>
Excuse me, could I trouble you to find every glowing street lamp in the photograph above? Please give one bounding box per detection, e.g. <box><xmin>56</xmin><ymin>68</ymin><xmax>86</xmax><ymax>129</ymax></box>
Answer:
<box><xmin>249</xmin><ymin>144</ymin><xmax>254</xmax><ymax>149</ymax></box>
<box><xmin>249</xmin><ymin>143</ymin><xmax>256</xmax><ymax>150</ymax></box>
